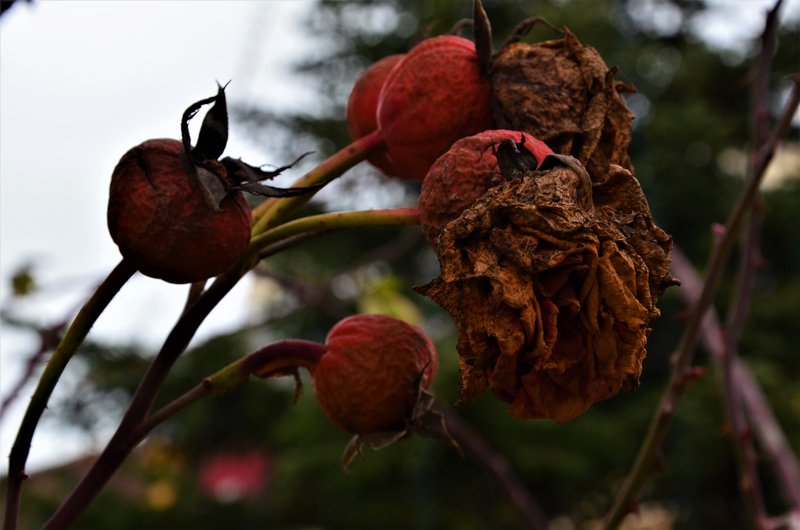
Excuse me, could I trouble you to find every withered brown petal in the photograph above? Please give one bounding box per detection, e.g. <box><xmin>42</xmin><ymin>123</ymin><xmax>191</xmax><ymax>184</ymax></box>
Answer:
<box><xmin>491</xmin><ymin>28</ymin><xmax>635</xmax><ymax>180</ymax></box>
<box><xmin>418</xmin><ymin>162</ymin><xmax>671</xmax><ymax>423</ymax></box>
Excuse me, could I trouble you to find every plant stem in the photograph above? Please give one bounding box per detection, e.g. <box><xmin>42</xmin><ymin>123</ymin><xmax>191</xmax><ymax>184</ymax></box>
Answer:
<box><xmin>671</xmin><ymin>248</ymin><xmax>800</xmax><ymax>514</ymax></box>
<box><xmin>132</xmin><ymin>339</ymin><xmax>327</xmax><ymax>444</ymax></box>
<box><xmin>248</xmin><ymin>207</ymin><xmax>420</xmax><ymax>258</ymax></box>
<box><xmin>41</xmin><ymin>267</ymin><xmax>243</xmax><ymax>530</ymax></box>
<box><xmin>3</xmin><ymin>259</ymin><xmax>136</xmax><ymax>530</ymax></box>
<box><xmin>602</xmin><ymin>75</ymin><xmax>800</xmax><ymax>530</ymax></box>
<box><xmin>715</xmin><ymin>5</ymin><xmax>782</xmax><ymax>526</ymax></box>
<box><xmin>43</xmin><ymin>207</ymin><xmax>418</xmax><ymax>528</ymax></box>
<box><xmin>441</xmin><ymin>405</ymin><xmax>550</xmax><ymax>530</ymax></box>
<box><xmin>251</xmin><ymin>129</ymin><xmax>386</xmax><ymax>234</ymax></box>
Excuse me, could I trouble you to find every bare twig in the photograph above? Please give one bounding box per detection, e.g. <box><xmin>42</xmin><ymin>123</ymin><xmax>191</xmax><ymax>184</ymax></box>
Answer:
<box><xmin>0</xmin><ymin>318</ymin><xmax>67</xmax><ymax>421</ymax></box>
<box><xmin>40</xmin><ymin>268</ymin><xmax>244</xmax><ymax>530</ymax></box>
<box><xmin>255</xmin><ymin>268</ymin><xmax>350</xmax><ymax>321</ymax></box>
<box><xmin>602</xmin><ymin>36</ymin><xmax>800</xmax><ymax>530</ymax></box>
<box><xmin>255</xmin><ymin>226</ymin><xmax>422</xmax><ymax>321</ymax></box>
<box><xmin>714</xmin><ymin>3</ymin><xmax>784</xmax><ymax>527</ymax></box>
<box><xmin>735</xmin><ymin>361</ymin><xmax>800</xmax><ymax>511</ymax></box>
<box><xmin>671</xmin><ymin>248</ymin><xmax>800</xmax><ymax>516</ymax></box>
<box><xmin>441</xmin><ymin>405</ymin><xmax>550</xmax><ymax>530</ymax></box>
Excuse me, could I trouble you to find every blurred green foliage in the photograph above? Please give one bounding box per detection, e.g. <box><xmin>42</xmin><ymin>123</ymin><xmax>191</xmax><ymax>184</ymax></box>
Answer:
<box><xmin>3</xmin><ymin>0</ymin><xmax>798</xmax><ymax>529</ymax></box>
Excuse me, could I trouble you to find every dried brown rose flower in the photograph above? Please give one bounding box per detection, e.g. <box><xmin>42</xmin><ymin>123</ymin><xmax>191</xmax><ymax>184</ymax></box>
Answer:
<box><xmin>491</xmin><ymin>28</ymin><xmax>635</xmax><ymax>180</ymax></box>
<box><xmin>417</xmin><ymin>143</ymin><xmax>673</xmax><ymax>422</ymax></box>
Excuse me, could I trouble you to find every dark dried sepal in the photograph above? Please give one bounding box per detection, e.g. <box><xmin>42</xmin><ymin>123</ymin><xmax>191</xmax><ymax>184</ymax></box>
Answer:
<box><xmin>180</xmin><ymin>86</ymin><xmax>226</xmax><ymax>162</ymax></box>
<box><xmin>342</xmin><ymin>430</ymin><xmax>408</xmax><ymax>469</ymax></box>
<box><xmin>409</xmin><ymin>389</ymin><xmax>461</xmax><ymax>455</ymax></box>
<box><xmin>223</xmin><ymin>151</ymin><xmax>311</xmax><ymax>184</ymax></box>
<box><xmin>232</xmin><ymin>181</ymin><xmax>323</xmax><ymax>198</ymax></box>
<box><xmin>196</xmin><ymin>167</ymin><xmax>228</xmax><ymax>212</ymax></box>
<box><xmin>192</xmin><ymin>82</ymin><xmax>230</xmax><ymax>161</ymax></box>
<box><xmin>290</xmin><ymin>370</ymin><xmax>304</xmax><ymax>404</ymax></box>
<box><xmin>500</xmin><ymin>16</ymin><xmax>562</xmax><ymax>48</ymax></box>
<box><xmin>341</xmin><ymin>387</ymin><xmax>459</xmax><ymax>468</ymax></box>
<box><xmin>223</xmin><ymin>153</ymin><xmax>322</xmax><ymax>198</ymax></box>
<box><xmin>473</xmin><ymin>0</ymin><xmax>492</xmax><ymax>76</ymax></box>
<box><xmin>494</xmin><ymin>137</ymin><xmax>539</xmax><ymax>181</ymax></box>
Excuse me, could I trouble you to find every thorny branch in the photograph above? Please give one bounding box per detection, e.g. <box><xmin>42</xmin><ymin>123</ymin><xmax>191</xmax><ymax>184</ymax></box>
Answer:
<box><xmin>602</xmin><ymin>4</ymin><xmax>800</xmax><ymax>524</ymax></box>
<box><xmin>716</xmin><ymin>3</ymin><xmax>783</xmax><ymax>527</ymax></box>
<box><xmin>441</xmin><ymin>405</ymin><xmax>551</xmax><ymax>530</ymax></box>
<box><xmin>671</xmin><ymin>249</ymin><xmax>800</xmax><ymax>519</ymax></box>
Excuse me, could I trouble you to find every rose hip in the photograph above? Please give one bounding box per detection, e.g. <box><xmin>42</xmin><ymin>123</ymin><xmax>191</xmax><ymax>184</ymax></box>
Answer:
<box><xmin>418</xmin><ymin>129</ymin><xmax>553</xmax><ymax>245</ymax></box>
<box><xmin>312</xmin><ymin>314</ymin><xmax>438</xmax><ymax>434</ymax></box>
<box><xmin>346</xmin><ymin>54</ymin><xmax>405</xmax><ymax>177</ymax></box>
<box><xmin>377</xmin><ymin>35</ymin><xmax>495</xmax><ymax>181</ymax></box>
<box><xmin>107</xmin><ymin>139</ymin><xmax>252</xmax><ymax>284</ymax></box>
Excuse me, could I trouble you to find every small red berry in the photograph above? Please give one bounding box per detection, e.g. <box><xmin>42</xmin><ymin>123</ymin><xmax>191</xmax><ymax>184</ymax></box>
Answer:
<box><xmin>346</xmin><ymin>54</ymin><xmax>405</xmax><ymax>177</ymax></box>
<box><xmin>377</xmin><ymin>35</ymin><xmax>495</xmax><ymax>181</ymax></box>
<box><xmin>107</xmin><ymin>139</ymin><xmax>252</xmax><ymax>284</ymax></box>
<box><xmin>313</xmin><ymin>314</ymin><xmax>438</xmax><ymax>435</ymax></box>
<box><xmin>418</xmin><ymin>129</ymin><xmax>553</xmax><ymax>244</ymax></box>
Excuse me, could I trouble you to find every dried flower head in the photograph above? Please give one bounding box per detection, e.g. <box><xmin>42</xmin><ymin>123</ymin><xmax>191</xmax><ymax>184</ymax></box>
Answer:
<box><xmin>491</xmin><ymin>28</ymin><xmax>635</xmax><ymax>179</ymax></box>
<box><xmin>417</xmin><ymin>142</ymin><xmax>673</xmax><ymax>422</ymax></box>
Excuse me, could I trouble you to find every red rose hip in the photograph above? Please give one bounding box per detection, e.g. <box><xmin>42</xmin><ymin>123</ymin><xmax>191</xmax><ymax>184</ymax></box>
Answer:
<box><xmin>107</xmin><ymin>139</ymin><xmax>252</xmax><ymax>284</ymax></box>
<box><xmin>346</xmin><ymin>54</ymin><xmax>405</xmax><ymax>177</ymax></box>
<box><xmin>418</xmin><ymin>129</ymin><xmax>553</xmax><ymax>245</ymax></box>
<box><xmin>377</xmin><ymin>35</ymin><xmax>495</xmax><ymax>181</ymax></box>
<box><xmin>313</xmin><ymin>314</ymin><xmax>438</xmax><ymax>434</ymax></box>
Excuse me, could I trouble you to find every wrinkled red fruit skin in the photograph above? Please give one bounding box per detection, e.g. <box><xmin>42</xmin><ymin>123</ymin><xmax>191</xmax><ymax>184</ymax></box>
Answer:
<box><xmin>419</xmin><ymin>129</ymin><xmax>553</xmax><ymax>244</ymax></box>
<box><xmin>107</xmin><ymin>139</ymin><xmax>252</xmax><ymax>284</ymax></box>
<box><xmin>346</xmin><ymin>54</ymin><xmax>405</xmax><ymax>177</ymax></box>
<box><xmin>377</xmin><ymin>35</ymin><xmax>495</xmax><ymax>181</ymax></box>
<box><xmin>313</xmin><ymin>314</ymin><xmax>438</xmax><ymax>434</ymax></box>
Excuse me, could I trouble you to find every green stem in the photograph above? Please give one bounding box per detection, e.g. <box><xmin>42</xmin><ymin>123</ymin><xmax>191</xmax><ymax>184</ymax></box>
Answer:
<box><xmin>4</xmin><ymin>259</ymin><xmax>136</xmax><ymax>530</ymax></box>
<box><xmin>251</xmin><ymin>129</ymin><xmax>386</xmax><ymax>234</ymax></box>
<box><xmin>42</xmin><ymin>267</ymin><xmax>243</xmax><ymax>530</ymax></box>
<box><xmin>132</xmin><ymin>339</ymin><xmax>327</xmax><ymax>443</ymax></box>
<box><xmin>43</xmin><ymin>207</ymin><xmax>417</xmax><ymax>529</ymax></box>
<box><xmin>602</xmin><ymin>75</ymin><xmax>800</xmax><ymax>530</ymax></box>
<box><xmin>248</xmin><ymin>207</ymin><xmax>420</xmax><ymax>259</ymax></box>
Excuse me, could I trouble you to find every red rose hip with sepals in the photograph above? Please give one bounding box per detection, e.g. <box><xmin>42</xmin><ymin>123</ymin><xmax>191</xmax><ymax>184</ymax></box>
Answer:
<box><xmin>107</xmin><ymin>86</ymin><xmax>317</xmax><ymax>284</ymax></box>
<box><xmin>313</xmin><ymin>314</ymin><xmax>438</xmax><ymax>435</ymax></box>
<box><xmin>107</xmin><ymin>138</ymin><xmax>252</xmax><ymax>284</ymax></box>
<box><xmin>375</xmin><ymin>35</ymin><xmax>495</xmax><ymax>181</ymax></box>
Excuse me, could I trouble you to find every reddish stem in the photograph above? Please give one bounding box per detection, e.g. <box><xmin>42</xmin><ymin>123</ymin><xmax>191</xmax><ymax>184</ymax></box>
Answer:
<box><xmin>4</xmin><ymin>259</ymin><xmax>136</xmax><ymax>530</ymax></box>
<box><xmin>41</xmin><ymin>268</ymin><xmax>243</xmax><ymax>530</ymax></box>
<box><xmin>241</xmin><ymin>339</ymin><xmax>327</xmax><ymax>378</ymax></box>
<box><xmin>130</xmin><ymin>339</ymin><xmax>328</xmax><ymax>445</ymax></box>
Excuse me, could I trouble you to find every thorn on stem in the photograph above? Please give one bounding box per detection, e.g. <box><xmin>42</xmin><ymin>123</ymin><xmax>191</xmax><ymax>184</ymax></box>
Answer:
<box><xmin>684</xmin><ymin>366</ymin><xmax>706</xmax><ymax>383</ymax></box>
<box><xmin>711</xmin><ymin>222</ymin><xmax>726</xmax><ymax>243</ymax></box>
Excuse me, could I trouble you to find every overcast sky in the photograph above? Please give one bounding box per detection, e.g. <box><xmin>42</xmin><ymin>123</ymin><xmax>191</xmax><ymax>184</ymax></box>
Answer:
<box><xmin>0</xmin><ymin>0</ymin><xmax>320</xmax><ymax>472</ymax></box>
<box><xmin>1</xmin><ymin>0</ymin><xmax>798</xmax><ymax>474</ymax></box>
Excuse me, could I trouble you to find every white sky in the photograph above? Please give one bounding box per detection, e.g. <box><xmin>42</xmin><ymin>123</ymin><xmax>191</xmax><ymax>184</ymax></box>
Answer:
<box><xmin>0</xmin><ymin>0</ymin><xmax>797</xmax><ymax>475</ymax></box>
<box><xmin>0</xmin><ymin>0</ymin><xmax>318</xmax><ymax>473</ymax></box>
